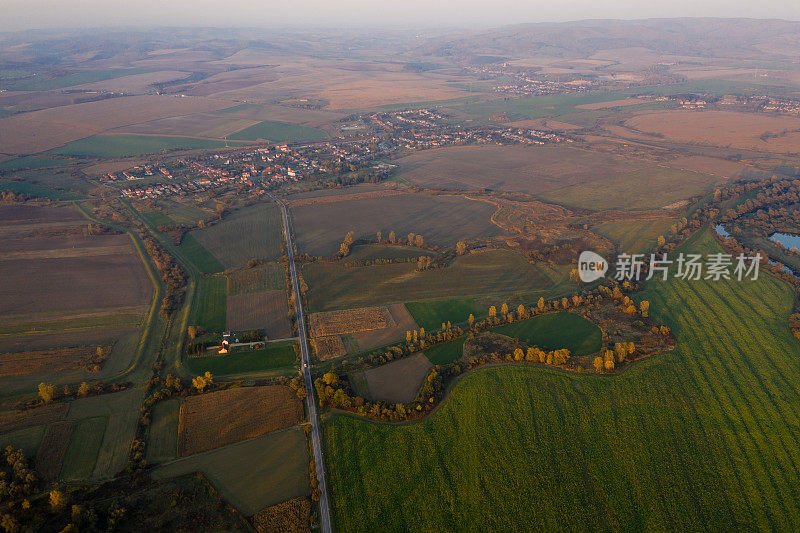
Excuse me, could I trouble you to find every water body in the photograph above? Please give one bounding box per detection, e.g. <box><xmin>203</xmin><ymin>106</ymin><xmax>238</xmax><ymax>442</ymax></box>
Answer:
<box><xmin>714</xmin><ymin>224</ymin><xmax>730</xmax><ymax>238</ymax></box>
<box><xmin>770</xmin><ymin>232</ymin><xmax>800</xmax><ymax>252</ymax></box>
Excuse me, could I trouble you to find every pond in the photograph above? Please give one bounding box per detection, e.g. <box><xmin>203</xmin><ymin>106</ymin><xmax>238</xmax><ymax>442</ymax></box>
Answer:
<box><xmin>770</xmin><ymin>232</ymin><xmax>800</xmax><ymax>252</ymax></box>
<box><xmin>714</xmin><ymin>224</ymin><xmax>730</xmax><ymax>238</ymax></box>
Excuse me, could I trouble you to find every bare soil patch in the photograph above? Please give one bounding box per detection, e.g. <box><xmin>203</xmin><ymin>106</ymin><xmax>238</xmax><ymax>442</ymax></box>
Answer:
<box><xmin>364</xmin><ymin>353</ymin><xmax>433</xmax><ymax>404</ymax></box>
<box><xmin>227</xmin><ymin>290</ymin><xmax>292</xmax><ymax>339</ymax></box>
<box><xmin>177</xmin><ymin>386</ymin><xmax>303</xmax><ymax>457</ymax></box>
<box><xmin>0</xmin><ymin>346</ymin><xmax>109</xmax><ymax>377</ymax></box>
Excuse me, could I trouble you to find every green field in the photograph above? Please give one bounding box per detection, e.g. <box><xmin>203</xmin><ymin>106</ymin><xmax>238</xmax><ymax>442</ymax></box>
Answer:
<box><xmin>195</xmin><ymin>276</ymin><xmax>227</xmax><ymax>333</ymax></box>
<box><xmin>146</xmin><ymin>399</ymin><xmax>181</xmax><ymax>464</ymax></box>
<box><xmin>185</xmin><ymin>341</ymin><xmax>297</xmax><ymax>376</ymax></box>
<box><xmin>324</xmin><ymin>229</ymin><xmax>800</xmax><ymax>531</ymax></box>
<box><xmin>593</xmin><ymin>217</ymin><xmax>677</xmax><ymax>254</ymax></box>
<box><xmin>0</xmin><ymin>156</ymin><xmax>71</xmax><ymax>172</ymax></box>
<box><xmin>540</xmin><ymin>166</ymin><xmax>721</xmax><ymax>210</ymax></box>
<box><xmin>304</xmin><ymin>250</ymin><xmax>572</xmax><ymax>312</ymax></box>
<box><xmin>60</xmin><ymin>417</ymin><xmax>107</xmax><ymax>481</ymax></box>
<box><xmin>66</xmin><ymin>389</ymin><xmax>143</xmax><ymax>479</ymax></box>
<box><xmin>423</xmin><ymin>337</ymin><xmax>467</xmax><ymax>365</ymax></box>
<box><xmin>190</xmin><ymin>203</ymin><xmax>283</xmax><ymax>268</ymax></box>
<box><xmin>0</xmin><ymin>68</ymin><xmax>155</xmax><ymax>91</ymax></box>
<box><xmin>49</xmin><ymin>135</ymin><xmax>233</xmax><ymax>158</ymax></box>
<box><xmin>178</xmin><ymin>234</ymin><xmax>225</xmax><ymax>274</ymax></box>
<box><xmin>0</xmin><ymin>178</ymin><xmax>84</xmax><ymax>200</ymax></box>
<box><xmin>227</xmin><ymin>120</ymin><xmax>327</xmax><ymax>142</ymax></box>
<box><xmin>153</xmin><ymin>427</ymin><xmax>310</xmax><ymax>515</ymax></box>
<box><xmin>450</xmin><ymin>89</ymin><xmax>638</xmax><ymax>120</ymax></box>
<box><xmin>293</xmin><ymin>193</ymin><xmax>502</xmax><ymax>256</ymax></box>
<box><xmin>491</xmin><ymin>311</ymin><xmax>602</xmax><ymax>356</ymax></box>
<box><xmin>0</xmin><ymin>424</ymin><xmax>46</xmax><ymax>457</ymax></box>
<box><xmin>405</xmin><ymin>298</ymin><xmax>485</xmax><ymax>331</ymax></box>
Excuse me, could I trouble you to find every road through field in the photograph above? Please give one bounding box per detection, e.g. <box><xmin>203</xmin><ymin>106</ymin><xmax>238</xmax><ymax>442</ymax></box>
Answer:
<box><xmin>269</xmin><ymin>192</ymin><xmax>332</xmax><ymax>533</ymax></box>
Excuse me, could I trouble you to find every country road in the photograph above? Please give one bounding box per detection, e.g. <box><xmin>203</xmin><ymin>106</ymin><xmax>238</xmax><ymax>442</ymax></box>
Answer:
<box><xmin>269</xmin><ymin>192</ymin><xmax>333</xmax><ymax>533</ymax></box>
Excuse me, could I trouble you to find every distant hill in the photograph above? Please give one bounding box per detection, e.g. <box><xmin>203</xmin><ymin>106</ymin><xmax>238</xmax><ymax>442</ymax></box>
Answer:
<box><xmin>415</xmin><ymin>18</ymin><xmax>800</xmax><ymax>61</ymax></box>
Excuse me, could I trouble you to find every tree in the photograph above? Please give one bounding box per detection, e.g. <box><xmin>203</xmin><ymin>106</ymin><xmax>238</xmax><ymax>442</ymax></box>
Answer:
<box><xmin>1</xmin><ymin>514</ymin><xmax>19</xmax><ymax>533</ymax></box>
<box><xmin>38</xmin><ymin>382</ymin><xmax>56</xmax><ymax>403</ymax></box>
<box><xmin>640</xmin><ymin>300</ymin><xmax>650</xmax><ymax>317</ymax></box>
<box><xmin>569</xmin><ymin>268</ymin><xmax>580</xmax><ymax>282</ymax></box>
<box><xmin>415</xmin><ymin>234</ymin><xmax>424</xmax><ymax>247</ymax></box>
<box><xmin>407</xmin><ymin>232</ymin><xmax>415</xmax><ymax>246</ymax></box>
<box><xmin>322</xmin><ymin>372</ymin><xmax>338</xmax><ymax>386</ymax></box>
<box><xmin>456</xmin><ymin>241</ymin><xmax>467</xmax><ymax>255</ymax></box>
<box><xmin>187</xmin><ymin>325</ymin><xmax>198</xmax><ymax>340</ymax></box>
<box><xmin>77</xmin><ymin>382</ymin><xmax>91</xmax><ymax>397</ymax></box>
<box><xmin>517</xmin><ymin>304</ymin><xmax>527</xmax><ymax>319</ymax></box>
<box><xmin>537</xmin><ymin>297</ymin><xmax>545</xmax><ymax>310</ymax></box>
<box><xmin>377</xmin><ymin>231</ymin><xmax>382</xmax><ymax>242</ymax></box>
<box><xmin>192</xmin><ymin>371</ymin><xmax>213</xmax><ymax>392</ymax></box>
<box><xmin>468</xmin><ymin>314</ymin><xmax>475</xmax><ymax>327</ymax></box>
<box><xmin>604</xmin><ymin>359</ymin><xmax>615</xmax><ymax>371</ymax></box>
<box><xmin>593</xmin><ymin>356</ymin><xmax>604</xmax><ymax>372</ymax></box>
<box><xmin>389</xmin><ymin>231</ymin><xmax>396</xmax><ymax>244</ymax></box>
<box><xmin>513</xmin><ymin>348</ymin><xmax>524</xmax><ymax>361</ymax></box>
<box><xmin>488</xmin><ymin>306</ymin><xmax>497</xmax><ymax>318</ymax></box>
<box><xmin>50</xmin><ymin>489</ymin><xmax>67</xmax><ymax>510</ymax></box>
<box><xmin>338</xmin><ymin>231</ymin><xmax>355</xmax><ymax>257</ymax></box>
<box><xmin>419</xmin><ymin>327</ymin><xmax>425</xmax><ymax>339</ymax></box>
<box><xmin>561</xmin><ymin>297</ymin><xmax>569</xmax><ymax>309</ymax></box>
<box><xmin>657</xmin><ymin>235</ymin><xmax>666</xmax><ymax>247</ymax></box>
<box><xmin>406</xmin><ymin>330</ymin><xmax>413</xmax><ymax>342</ymax></box>
<box><xmin>500</xmin><ymin>302</ymin><xmax>509</xmax><ymax>316</ymax></box>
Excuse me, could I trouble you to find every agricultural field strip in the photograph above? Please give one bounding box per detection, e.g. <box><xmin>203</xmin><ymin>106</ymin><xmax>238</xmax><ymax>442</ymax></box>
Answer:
<box><xmin>0</xmin><ymin>245</ymin><xmax>133</xmax><ymax>261</ymax></box>
<box><xmin>288</xmin><ymin>189</ymin><xmax>406</xmax><ymax>207</ymax></box>
<box><xmin>309</xmin><ymin>306</ymin><xmax>394</xmax><ymax>336</ymax></box>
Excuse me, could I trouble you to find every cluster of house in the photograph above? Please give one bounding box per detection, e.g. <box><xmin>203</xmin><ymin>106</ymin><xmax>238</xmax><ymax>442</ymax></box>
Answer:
<box><xmin>635</xmin><ymin>93</ymin><xmax>800</xmax><ymax>115</ymax></box>
<box><xmin>368</xmin><ymin>108</ymin><xmax>574</xmax><ymax>149</ymax></box>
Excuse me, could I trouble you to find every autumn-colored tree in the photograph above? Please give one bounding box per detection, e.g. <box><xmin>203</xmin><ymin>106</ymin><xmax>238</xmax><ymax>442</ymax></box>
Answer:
<box><xmin>604</xmin><ymin>359</ymin><xmax>615</xmax><ymax>371</ymax></box>
<box><xmin>49</xmin><ymin>489</ymin><xmax>67</xmax><ymax>510</ymax></box>
<box><xmin>339</xmin><ymin>231</ymin><xmax>355</xmax><ymax>257</ymax></box>
<box><xmin>407</xmin><ymin>232</ymin><xmax>415</xmax><ymax>246</ymax></box>
<box><xmin>537</xmin><ymin>297</ymin><xmax>545</xmax><ymax>309</ymax></box>
<box><xmin>413</xmin><ymin>330</ymin><xmax>418</xmax><ymax>344</ymax></box>
<box><xmin>456</xmin><ymin>241</ymin><xmax>467</xmax><ymax>255</ymax></box>
<box><xmin>322</xmin><ymin>372</ymin><xmax>338</xmax><ymax>386</ymax></box>
<box><xmin>640</xmin><ymin>300</ymin><xmax>650</xmax><ymax>317</ymax></box>
<box><xmin>468</xmin><ymin>314</ymin><xmax>475</xmax><ymax>327</ymax></box>
<box><xmin>569</xmin><ymin>268</ymin><xmax>580</xmax><ymax>282</ymax></box>
<box><xmin>187</xmin><ymin>325</ymin><xmax>198</xmax><ymax>340</ymax></box>
<box><xmin>593</xmin><ymin>356</ymin><xmax>604</xmax><ymax>372</ymax></box>
<box><xmin>657</xmin><ymin>235</ymin><xmax>666</xmax><ymax>247</ymax></box>
<box><xmin>38</xmin><ymin>382</ymin><xmax>56</xmax><ymax>403</ymax></box>
<box><xmin>415</xmin><ymin>234</ymin><xmax>424</xmax><ymax>247</ymax></box>
<box><xmin>389</xmin><ymin>231</ymin><xmax>396</xmax><ymax>244</ymax></box>
<box><xmin>517</xmin><ymin>304</ymin><xmax>526</xmax><ymax>319</ymax></box>
<box><xmin>614</xmin><ymin>342</ymin><xmax>628</xmax><ymax>363</ymax></box>
<box><xmin>77</xmin><ymin>382</ymin><xmax>91</xmax><ymax>397</ymax></box>
<box><xmin>488</xmin><ymin>306</ymin><xmax>497</xmax><ymax>318</ymax></box>
<box><xmin>1</xmin><ymin>514</ymin><xmax>18</xmax><ymax>533</ymax></box>
<box><xmin>514</xmin><ymin>348</ymin><xmax>524</xmax><ymax>361</ymax></box>
<box><xmin>500</xmin><ymin>302</ymin><xmax>509</xmax><ymax>315</ymax></box>
<box><xmin>406</xmin><ymin>330</ymin><xmax>413</xmax><ymax>342</ymax></box>
<box><xmin>526</xmin><ymin>347</ymin><xmax>536</xmax><ymax>361</ymax></box>
<box><xmin>377</xmin><ymin>231</ymin><xmax>382</xmax><ymax>242</ymax></box>
<box><xmin>561</xmin><ymin>297</ymin><xmax>569</xmax><ymax>309</ymax></box>
<box><xmin>419</xmin><ymin>327</ymin><xmax>425</xmax><ymax>338</ymax></box>
<box><xmin>192</xmin><ymin>371</ymin><xmax>213</xmax><ymax>392</ymax></box>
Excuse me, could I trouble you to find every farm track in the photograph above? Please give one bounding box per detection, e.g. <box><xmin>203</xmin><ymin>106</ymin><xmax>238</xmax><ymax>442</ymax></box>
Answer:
<box><xmin>269</xmin><ymin>192</ymin><xmax>333</xmax><ymax>533</ymax></box>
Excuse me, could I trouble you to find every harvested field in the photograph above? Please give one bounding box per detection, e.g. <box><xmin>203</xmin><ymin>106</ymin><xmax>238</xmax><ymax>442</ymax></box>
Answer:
<box><xmin>227</xmin><ymin>264</ymin><xmax>285</xmax><ymax>295</ymax></box>
<box><xmin>35</xmin><ymin>421</ymin><xmax>74</xmax><ymax>481</ymax></box>
<box><xmin>352</xmin><ymin>304</ymin><xmax>420</xmax><ymax>352</ymax></box>
<box><xmin>592</xmin><ymin>217</ymin><xmax>677</xmax><ymax>254</ymax></box>
<box><xmin>154</xmin><ymin>427</ymin><xmax>309</xmax><ymax>515</ymax></box>
<box><xmin>227</xmin><ymin>290</ymin><xmax>291</xmax><ymax>339</ymax></box>
<box><xmin>0</xmin><ymin>346</ymin><xmax>109</xmax><ymax>377</ymax></box>
<box><xmin>287</xmin><ymin>188</ymin><xmax>405</xmax><ymax>208</ymax></box>
<box><xmin>115</xmin><ymin>112</ymin><xmax>259</xmax><ymax>139</ymax></box>
<box><xmin>575</xmin><ymin>98</ymin><xmax>645</xmax><ymax>109</ymax></box>
<box><xmin>540</xmin><ymin>166</ymin><xmax>722</xmax><ymax>210</ymax></box>
<box><xmin>624</xmin><ymin>110</ymin><xmax>800</xmax><ymax>153</ymax></box>
<box><xmin>177</xmin><ymin>386</ymin><xmax>303</xmax><ymax>456</ymax></box>
<box><xmin>304</xmin><ymin>250</ymin><xmax>570</xmax><ymax>312</ymax></box>
<box><xmin>252</xmin><ymin>496</ymin><xmax>312</xmax><ymax>533</ymax></box>
<box><xmin>309</xmin><ymin>306</ymin><xmax>392</xmax><ymax>337</ymax></box>
<box><xmin>0</xmin><ymin>403</ymin><xmax>68</xmax><ymax>433</ymax></box>
<box><xmin>663</xmin><ymin>155</ymin><xmax>751</xmax><ymax>178</ymax></box>
<box><xmin>51</xmin><ymin>134</ymin><xmax>234</xmax><ymax>158</ymax></box>
<box><xmin>364</xmin><ymin>353</ymin><xmax>433</xmax><ymax>404</ymax></box>
<box><xmin>190</xmin><ymin>202</ymin><xmax>283</xmax><ymax>268</ymax></box>
<box><xmin>394</xmin><ymin>145</ymin><xmax>648</xmax><ymax>194</ymax></box>
<box><xmin>227</xmin><ymin>120</ymin><xmax>327</xmax><ymax>142</ymax></box>
<box><xmin>293</xmin><ymin>192</ymin><xmax>502</xmax><ymax>256</ymax></box>
<box><xmin>0</xmin><ymin>95</ymin><xmax>233</xmax><ymax>154</ymax></box>
<box><xmin>313</xmin><ymin>336</ymin><xmax>347</xmax><ymax>360</ymax></box>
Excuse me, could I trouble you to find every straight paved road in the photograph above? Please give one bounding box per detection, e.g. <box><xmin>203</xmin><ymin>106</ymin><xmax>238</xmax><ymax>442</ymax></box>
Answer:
<box><xmin>269</xmin><ymin>192</ymin><xmax>333</xmax><ymax>533</ymax></box>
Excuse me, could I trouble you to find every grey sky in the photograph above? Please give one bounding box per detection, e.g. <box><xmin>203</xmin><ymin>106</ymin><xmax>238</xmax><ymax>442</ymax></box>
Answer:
<box><xmin>3</xmin><ymin>0</ymin><xmax>799</xmax><ymax>31</ymax></box>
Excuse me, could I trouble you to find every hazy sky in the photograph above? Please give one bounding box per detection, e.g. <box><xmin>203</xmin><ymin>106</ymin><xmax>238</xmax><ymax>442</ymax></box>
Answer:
<box><xmin>3</xmin><ymin>0</ymin><xmax>800</xmax><ymax>31</ymax></box>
